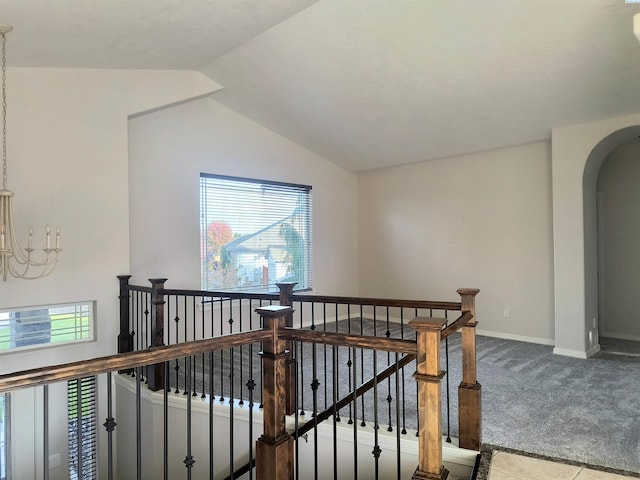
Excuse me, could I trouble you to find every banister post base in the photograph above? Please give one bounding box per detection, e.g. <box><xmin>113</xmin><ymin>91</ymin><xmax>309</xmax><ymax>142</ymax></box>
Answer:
<box><xmin>256</xmin><ymin>435</ymin><xmax>294</xmax><ymax>480</ymax></box>
<box><xmin>458</xmin><ymin>381</ymin><xmax>482</xmax><ymax>451</ymax></box>
<box><xmin>412</xmin><ymin>466</ymin><xmax>449</xmax><ymax>480</ymax></box>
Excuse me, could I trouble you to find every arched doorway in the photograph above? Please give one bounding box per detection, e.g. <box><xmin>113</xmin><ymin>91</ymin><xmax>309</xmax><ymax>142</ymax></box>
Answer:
<box><xmin>582</xmin><ymin>126</ymin><xmax>640</xmax><ymax>352</ymax></box>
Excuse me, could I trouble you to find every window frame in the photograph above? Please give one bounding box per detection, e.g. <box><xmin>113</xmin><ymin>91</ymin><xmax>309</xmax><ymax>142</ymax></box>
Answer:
<box><xmin>199</xmin><ymin>173</ymin><xmax>313</xmax><ymax>293</ymax></box>
<box><xmin>0</xmin><ymin>301</ymin><xmax>95</xmax><ymax>354</ymax></box>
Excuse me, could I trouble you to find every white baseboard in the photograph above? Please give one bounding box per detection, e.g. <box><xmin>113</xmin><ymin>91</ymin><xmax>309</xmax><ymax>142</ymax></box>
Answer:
<box><xmin>476</xmin><ymin>328</ymin><xmax>554</xmax><ymax>346</ymax></box>
<box><xmin>600</xmin><ymin>330</ymin><xmax>640</xmax><ymax>342</ymax></box>
<box><xmin>586</xmin><ymin>344</ymin><xmax>601</xmax><ymax>357</ymax></box>
<box><xmin>552</xmin><ymin>347</ymin><xmax>589</xmax><ymax>359</ymax></box>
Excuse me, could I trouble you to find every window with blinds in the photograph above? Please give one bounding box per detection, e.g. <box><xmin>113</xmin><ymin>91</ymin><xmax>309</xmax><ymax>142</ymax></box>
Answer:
<box><xmin>68</xmin><ymin>376</ymin><xmax>96</xmax><ymax>480</ymax></box>
<box><xmin>200</xmin><ymin>174</ymin><xmax>312</xmax><ymax>292</ymax></box>
<box><xmin>0</xmin><ymin>302</ymin><xmax>93</xmax><ymax>352</ymax></box>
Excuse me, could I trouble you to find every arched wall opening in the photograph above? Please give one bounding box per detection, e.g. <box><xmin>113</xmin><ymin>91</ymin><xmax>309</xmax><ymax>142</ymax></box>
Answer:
<box><xmin>552</xmin><ymin>113</ymin><xmax>640</xmax><ymax>358</ymax></box>
<box><xmin>583</xmin><ymin>126</ymin><xmax>640</xmax><ymax>352</ymax></box>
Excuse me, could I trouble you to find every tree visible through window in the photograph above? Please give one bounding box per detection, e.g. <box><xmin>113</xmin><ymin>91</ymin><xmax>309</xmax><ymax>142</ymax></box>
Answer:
<box><xmin>200</xmin><ymin>174</ymin><xmax>312</xmax><ymax>292</ymax></box>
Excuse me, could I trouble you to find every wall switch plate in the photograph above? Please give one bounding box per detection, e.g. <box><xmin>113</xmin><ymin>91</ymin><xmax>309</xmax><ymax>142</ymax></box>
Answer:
<box><xmin>503</xmin><ymin>308</ymin><xmax>510</xmax><ymax>318</ymax></box>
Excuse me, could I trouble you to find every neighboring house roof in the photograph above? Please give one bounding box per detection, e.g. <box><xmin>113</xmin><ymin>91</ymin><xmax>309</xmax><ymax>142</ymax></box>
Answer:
<box><xmin>223</xmin><ymin>215</ymin><xmax>293</xmax><ymax>255</ymax></box>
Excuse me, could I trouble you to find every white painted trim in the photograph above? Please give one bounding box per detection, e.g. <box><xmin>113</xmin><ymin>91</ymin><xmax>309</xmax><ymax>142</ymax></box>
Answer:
<box><xmin>476</xmin><ymin>329</ymin><xmax>554</xmax><ymax>346</ymax></box>
<box><xmin>115</xmin><ymin>374</ymin><xmax>477</xmax><ymax>473</ymax></box>
<box><xmin>600</xmin><ymin>330</ymin><xmax>640</xmax><ymax>342</ymax></box>
<box><xmin>586</xmin><ymin>344</ymin><xmax>601</xmax><ymax>358</ymax></box>
<box><xmin>552</xmin><ymin>347</ymin><xmax>588</xmax><ymax>359</ymax></box>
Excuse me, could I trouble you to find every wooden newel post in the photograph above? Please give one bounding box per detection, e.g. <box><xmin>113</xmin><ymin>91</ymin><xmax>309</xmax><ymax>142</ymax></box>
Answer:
<box><xmin>277</xmin><ymin>282</ymin><xmax>297</xmax><ymax>415</ymax></box>
<box><xmin>147</xmin><ymin>278</ymin><xmax>167</xmax><ymax>392</ymax></box>
<box><xmin>409</xmin><ymin>317</ymin><xmax>449</xmax><ymax>480</ymax></box>
<box><xmin>117</xmin><ymin>275</ymin><xmax>133</xmax><ymax>354</ymax></box>
<box><xmin>256</xmin><ymin>305</ymin><xmax>294</xmax><ymax>480</ymax></box>
<box><xmin>457</xmin><ymin>288</ymin><xmax>481</xmax><ymax>451</ymax></box>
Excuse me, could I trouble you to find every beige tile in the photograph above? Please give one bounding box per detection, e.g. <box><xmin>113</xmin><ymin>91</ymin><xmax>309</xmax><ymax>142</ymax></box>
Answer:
<box><xmin>575</xmin><ymin>469</ymin><xmax>636</xmax><ymax>480</ymax></box>
<box><xmin>488</xmin><ymin>468</ymin><xmax>521</xmax><ymax>480</ymax></box>
<box><xmin>490</xmin><ymin>452</ymin><xmax>582</xmax><ymax>480</ymax></box>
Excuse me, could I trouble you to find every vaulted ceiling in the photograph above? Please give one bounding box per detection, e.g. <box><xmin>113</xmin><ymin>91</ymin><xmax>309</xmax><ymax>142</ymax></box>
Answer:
<box><xmin>4</xmin><ymin>1</ymin><xmax>640</xmax><ymax>171</ymax></box>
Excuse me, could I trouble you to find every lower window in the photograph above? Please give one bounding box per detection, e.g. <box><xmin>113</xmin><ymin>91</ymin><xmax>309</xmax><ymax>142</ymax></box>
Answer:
<box><xmin>68</xmin><ymin>377</ymin><xmax>96</xmax><ymax>480</ymax></box>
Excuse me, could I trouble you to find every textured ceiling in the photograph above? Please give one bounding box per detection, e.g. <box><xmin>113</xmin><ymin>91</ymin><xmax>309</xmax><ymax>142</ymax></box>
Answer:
<box><xmin>3</xmin><ymin>1</ymin><xmax>640</xmax><ymax>171</ymax></box>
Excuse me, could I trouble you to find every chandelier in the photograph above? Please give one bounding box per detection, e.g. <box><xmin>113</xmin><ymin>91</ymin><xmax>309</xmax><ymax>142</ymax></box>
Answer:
<box><xmin>0</xmin><ymin>24</ymin><xmax>61</xmax><ymax>280</ymax></box>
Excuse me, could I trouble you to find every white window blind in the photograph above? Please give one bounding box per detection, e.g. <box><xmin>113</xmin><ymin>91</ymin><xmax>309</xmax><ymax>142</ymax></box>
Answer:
<box><xmin>68</xmin><ymin>376</ymin><xmax>96</xmax><ymax>480</ymax></box>
<box><xmin>0</xmin><ymin>302</ymin><xmax>93</xmax><ymax>352</ymax></box>
<box><xmin>200</xmin><ymin>174</ymin><xmax>312</xmax><ymax>292</ymax></box>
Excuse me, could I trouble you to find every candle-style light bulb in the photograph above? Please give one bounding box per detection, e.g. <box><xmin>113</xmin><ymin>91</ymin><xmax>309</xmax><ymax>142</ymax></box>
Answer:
<box><xmin>0</xmin><ymin>224</ymin><xmax>5</xmax><ymax>250</ymax></box>
<box><xmin>45</xmin><ymin>225</ymin><xmax>51</xmax><ymax>250</ymax></box>
<box><xmin>55</xmin><ymin>227</ymin><xmax>60</xmax><ymax>250</ymax></box>
<box><xmin>28</xmin><ymin>226</ymin><xmax>33</xmax><ymax>250</ymax></box>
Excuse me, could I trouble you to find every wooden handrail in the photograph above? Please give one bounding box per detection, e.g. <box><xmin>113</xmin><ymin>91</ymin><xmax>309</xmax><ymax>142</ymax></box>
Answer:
<box><xmin>126</xmin><ymin>281</ymin><xmax>463</xmax><ymax>312</ymax></box>
<box><xmin>280</xmin><ymin>328</ymin><xmax>417</xmax><ymax>354</ymax></box>
<box><xmin>440</xmin><ymin>311</ymin><xmax>474</xmax><ymax>340</ymax></box>
<box><xmin>0</xmin><ymin>329</ymin><xmax>270</xmax><ymax>393</ymax></box>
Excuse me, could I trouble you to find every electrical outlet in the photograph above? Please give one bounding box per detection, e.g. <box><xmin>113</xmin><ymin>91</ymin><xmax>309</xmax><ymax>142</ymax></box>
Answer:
<box><xmin>503</xmin><ymin>308</ymin><xmax>510</xmax><ymax>318</ymax></box>
<box><xmin>49</xmin><ymin>453</ymin><xmax>61</xmax><ymax>469</ymax></box>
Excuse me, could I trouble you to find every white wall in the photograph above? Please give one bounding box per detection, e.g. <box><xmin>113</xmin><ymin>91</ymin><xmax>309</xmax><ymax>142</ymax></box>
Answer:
<box><xmin>127</xmin><ymin>96</ymin><xmax>359</xmax><ymax>295</ymax></box>
<box><xmin>552</xmin><ymin>115</ymin><xmax>640</xmax><ymax>357</ymax></box>
<box><xmin>0</xmin><ymin>66</ymin><xmax>221</xmax><ymax>479</ymax></box>
<box><xmin>357</xmin><ymin>141</ymin><xmax>555</xmax><ymax>344</ymax></box>
<box><xmin>596</xmin><ymin>142</ymin><xmax>640</xmax><ymax>340</ymax></box>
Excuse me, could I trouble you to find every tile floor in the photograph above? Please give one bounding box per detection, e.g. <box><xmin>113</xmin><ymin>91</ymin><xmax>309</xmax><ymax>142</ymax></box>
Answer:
<box><xmin>488</xmin><ymin>452</ymin><xmax>636</xmax><ymax>480</ymax></box>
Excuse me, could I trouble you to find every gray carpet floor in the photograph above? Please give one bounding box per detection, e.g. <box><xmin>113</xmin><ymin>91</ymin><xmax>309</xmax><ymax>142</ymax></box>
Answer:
<box><xmin>167</xmin><ymin>325</ymin><xmax>640</xmax><ymax>474</ymax></box>
<box><xmin>471</xmin><ymin>335</ymin><xmax>640</xmax><ymax>474</ymax></box>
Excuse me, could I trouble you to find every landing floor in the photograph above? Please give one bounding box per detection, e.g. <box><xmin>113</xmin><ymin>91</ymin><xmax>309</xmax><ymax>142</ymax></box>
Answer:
<box><xmin>487</xmin><ymin>452</ymin><xmax>639</xmax><ymax>480</ymax></box>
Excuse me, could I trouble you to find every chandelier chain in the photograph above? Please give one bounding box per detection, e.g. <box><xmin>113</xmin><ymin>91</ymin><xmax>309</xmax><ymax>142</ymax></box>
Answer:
<box><xmin>1</xmin><ymin>32</ymin><xmax>6</xmax><ymax>190</ymax></box>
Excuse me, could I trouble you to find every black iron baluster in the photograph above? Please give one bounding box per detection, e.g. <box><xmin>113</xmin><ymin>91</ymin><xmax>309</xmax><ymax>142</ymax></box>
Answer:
<box><xmin>104</xmin><ymin>372</ymin><xmax>117</xmax><ymax>480</ymax></box>
<box><xmin>298</xmin><ymin>302</ymin><xmax>305</xmax><ymax>417</ymax></box>
<box><xmin>219</xmin><ymin>297</ymin><xmax>225</xmax><ymax>403</ymax></box>
<box><xmin>174</xmin><ymin>295</ymin><xmax>180</xmax><ymax>394</ymax></box>
<box><xmin>43</xmin><ymin>384</ymin><xmax>49</xmax><ymax>480</ymax></box>
<box><xmin>322</xmin><ymin>302</ymin><xmax>328</xmax><ymax>411</ymax></box>
<box><xmin>229</xmin><ymin>302</ymin><xmax>235</xmax><ymax>478</ymax></box>
<box><xmin>359</xmin><ymin>304</ymin><xmax>366</xmax><ymax>427</ymax></box>
<box><xmin>332</xmin><ymin>341</ymin><xmax>338</xmax><ymax>480</ymax></box>
<box><xmin>372</xmin><ymin>349</ymin><xmax>381</xmax><ymax>479</ymax></box>
<box><xmin>210</xmin><ymin>297</ymin><xmax>216</xmax><ymax>401</ymax></box>
<box><xmin>192</xmin><ymin>296</ymin><xmax>198</xmax><ymax>397</ymax></box>
<box><xmin>400</xmin><ymin>309</ymin><xmax>407</xmax><ymax>435</ymax></box>
<box><xmin>294</xmin><ymin>340</ymin><xmax>300</xmax><ymax>480</ymax></box>
<box><xmin>247</xmin><ymin>347</ymin><xmax>256</xmax><ymax>480</ymax></box>
<box><xmin>136</xmin><ymin>366</ymin><xmax>142</xmax><ymax>480</ymax></box>
<box><xmin>386</xmin><ymin>306</ymin><xmax>393</xmax><ymax>432</ymax></box>
<box><xmin>184</xmin><ymin>356</ymin><xmax>195</xmax><ymax>479</ymax></box>
<box><xmin>201</xmin><ymin>295</ymin><xmax>206</xmax><ymax>399</ymax></box>
<box><xmin>352</xmin><ymin>344</ymin><xmax>358</xmax><ymax>479</ymax></box>
<box><xmin>311</xmin><ymin>343</ymin><xmax>320</xmax><ymax>480</ymax></box>
<box><xmin>395</xmin><ymin>353</ymin><xmax>401</xmax><ymax>480</ymax></box>
<box><xmin>183</xmin><ymin>297</ymin><xmax>189</xmax><ymax>396</ymax></box>
<box><xmin>444</xmin><ymin>310</ymin><xmax>451</xmax><ymax>443</ymax></box>
<box><xmin>164</xmin><ymin>362</ymin><xmax>169</xmax><ymax>480</ymax></box>
<box><xmin>347</xmin><ymin>303</ymin><xmax>353</xmax><ymax>424</ymax></box>
<box><xmin>229</xmin><ymin>298</ymin><xmax>234</xmax><ymax>405</ymax></box>
<box><xmin>238</xmin><ymin>299</ymin><xmax>244</xmax><ymax>406</ymax></box>
<box><xmin>209</xmin><ymin>351</ymin><xmax>215</xmax><ymax>480</ymax></box>
<box><xmin>334</xmin><ymin>303</ymin><xmax>341</xmax><ymax>422</ymax></box>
